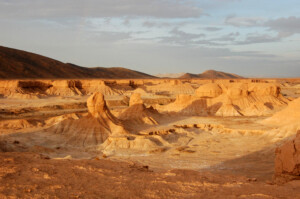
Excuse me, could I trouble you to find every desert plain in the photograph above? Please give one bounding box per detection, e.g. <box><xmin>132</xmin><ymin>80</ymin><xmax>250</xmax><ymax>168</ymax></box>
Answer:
<box><xmin>0</xmin><ymin>77</ymin><xmax>300</xmax><ymax>198</ymax></box>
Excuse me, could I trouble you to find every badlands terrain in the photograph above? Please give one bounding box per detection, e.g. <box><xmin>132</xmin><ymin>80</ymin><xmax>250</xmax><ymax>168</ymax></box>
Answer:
<box><xmin>0</xmin><ymin>46</ymin><xmax>300</xmax><ymax>198</ymax></box>
<box><xmin>0</xmin><ymin>77</ymin><xmax>300</xmax><ymax>198</ymax></box>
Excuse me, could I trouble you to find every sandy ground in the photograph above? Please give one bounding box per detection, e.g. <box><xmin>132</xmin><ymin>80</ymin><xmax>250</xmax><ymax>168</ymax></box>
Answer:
<box><xmin>2</xmin><ymin>152</ymin><xmax>300</xmax><ymax>199</ymax></box>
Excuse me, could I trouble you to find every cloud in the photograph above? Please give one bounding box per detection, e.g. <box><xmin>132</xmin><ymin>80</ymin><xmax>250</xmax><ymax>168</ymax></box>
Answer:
<box><xmin>224</xmin><ymin>15</ymin><xmax>300</xmax><ymax>37</ymax></box>
<box><xmin>204</xmin><ymin>27</ymin><xmax>222</xmax><ymax>32</ymax></box>
<box><xmin>0</xmin><ymin>0</ymin><xmax>203</xmax><ymax>19</ymax></box>
<box><xmin>223</xmin><ymin>15</ymin><xmax>300</xmax><ymax>44</ymax></box>
<box><xmin>142</xmin><ymin>20</ymin><xmax>188</xmax><ymax>28</ymax></box>
<box><xmin>225</xmin><ymin>15</ymin><xmax>264</xmax><ymax>27</ymax></box>
<box><xmin>88</xmin><ymin>31</ymin><xmax>132</xmax><ymax>43</ymax></box>
<box><xmin>235</xmin><ymin>33</ymin><xmax>281</xmax><ymax>45</ymax></box>
<box><xmin>142</xmin><ymin>21</ymin><xmax>168</xmax><ymax>28</ymax></box>
<box><xmin>159</xmin><ymin>28</ymin><xmax>206</xmax><ymax>45</ymax></box>
<box><xmin>231</xmin><ymin>50</ymin><xmax>277</xmax><ymax>58</ymax></box>
<box><xmin>265</xmin><ymin>16</ymin><xmax>300</xmax><ymax>36</ymax></box>
<box><xmin>225</xmin><ymin>16</ymin><xmax>300</xmax><ymax>45</ymax></box>
<box><xmin>215</xmin><ymin>32</ymin><xmax>240</xmax><ymax>42</ymax></box>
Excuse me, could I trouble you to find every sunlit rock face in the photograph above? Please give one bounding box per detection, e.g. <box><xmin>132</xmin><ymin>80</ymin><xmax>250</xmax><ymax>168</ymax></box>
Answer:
<box><xmin>275</xmin><ymin>130</ymin><xmax>300</xmax><ymax>177</ymax></box>
<box><xmin>119</xmin><ymin>93</ymin><xmax>160</xmax><ymax>125</ymax></box>
<box><xmin>195</xmin><ymin>83</ymin><xmax>223</xmax><ymax>98</ymax></box>
<box><xmin>87</xmin><ymin>92</ymin><xmax>107</xmax><ymax>118</ymax></box>
<box><xmin>48</xmin><ymin>92</ymin><xmax>128</xmax><ymax>146</ymax></box>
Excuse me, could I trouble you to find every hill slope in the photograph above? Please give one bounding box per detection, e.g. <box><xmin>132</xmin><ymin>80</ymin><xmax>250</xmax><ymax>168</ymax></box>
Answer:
<box><xmin>0</xmin><ymin>46</ymin><xmax>154</xmax><ymax>79</ymax></box>
<box><xmin>199</xmin><ymin>70</ymin><xmax>243</xmax><ymax>79</ymax></box>
<box><xmin>178</xmin><ymin>73</ymin><xmax>202</xmax><ymax>79</ymax></box>
<box><xmin>179</xmin><ymin>70</ymin><xmax>243</xmax><ymax>79</ymax></box>
<box><xmin>155</xmin><ymin>73</ymin><xmax>185</xmax><ymax>78</ymax></box>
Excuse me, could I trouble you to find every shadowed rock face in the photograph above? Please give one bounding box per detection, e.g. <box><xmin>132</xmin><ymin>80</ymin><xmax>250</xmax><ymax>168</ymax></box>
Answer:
<box><xmin>275</xmin><ymin>130</ymin><xmax>300</xmax><ymax>177</ymax></box>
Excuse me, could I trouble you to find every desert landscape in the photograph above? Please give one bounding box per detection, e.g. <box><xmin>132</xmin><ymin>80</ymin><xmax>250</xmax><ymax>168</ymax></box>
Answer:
<box><xmin>0</xmin><ymin>47</ymin><xmax>299</xmax><ymax>198</ymax></box>
<box><xmin>1</xmin><ymin>0</ymin><xmax>300</xmax><ymax>197</ymax></box>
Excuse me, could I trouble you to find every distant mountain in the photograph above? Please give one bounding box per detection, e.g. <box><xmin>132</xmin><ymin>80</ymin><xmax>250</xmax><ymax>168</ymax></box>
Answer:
<box><xmin>178</xmin><ymin>70</ymin><xmax>243</xmax><ymax>79</ymax></box>
<box><xmin>155</xmin><ymin>73</ymin><xmax>185</xmax><ymax>78</ymax></box>
<box><xmin>155</xmin><ymin>70</ymin><xmax>243</xmax><ymax>79</ymax></box>
<box><xmin>0</xmin><ymin>46</ymin><xmax>155</xmax><ymax>79</ymax></box>
<box><xmin>178</xmin><ymin>73</ymin><xmax>200</xmax><ymax>79</ymax></box>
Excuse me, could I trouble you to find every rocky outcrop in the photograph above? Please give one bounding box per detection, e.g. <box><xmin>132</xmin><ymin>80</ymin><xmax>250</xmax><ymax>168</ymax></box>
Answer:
<box><xmin>48</xmin><ymin>92</ymin><xmax>128</xmax><ymax>146</ymax></box>
<box><xmin>81</xmin><ymin>80</ymin><xmax>121</xmax><ymax>95</ymax></box>
<box><xmin>195</xmin><ymin>83</ymin><xmax>223</xmax><ymax>98</ymax></box>
<box><xmin>0</xmin><ymin>80</ymin><xmax>51</xmax><ymax>98</ymax></box>
<box><xmin>129</xmin><ymin>93</ymin><xmax>144</xmax><ymax>106</ymax></box>
<box><xmin>157</xmin><ymin>94</ymin><xmax>208</xmax><ymax>116</ymax></box>
<box><xmin>126</xmin><ymin>87</ymin><xmax>158</xmax><ymax>98</ymax></box>
<box><xmin>119</xmin><ymin>93</ymin><xmax>160</xmax><ymax>125</ymax></box>
<box><xmin>263</xmin><ymin>97</ymin><xmax>300</xmax><ymax>129</ymax></box>
<box><xmin>275</xmin><ymin>130</ymin><xmax>300</xmax><ymax>179</ymax></box>
<box><xmin>157</xmin><ymin>82</ymin><xmax>288</xmax><ymax>116</ymax></box>
<box><xmin>215</xmin><ymin>99</ymin><xmax>242</xmax><ymax>116</ymax></box>
<box><xmin>46</xmin><ymin>80</ymin><xmax>84</xmax><ymax>96</ymax></box>
<box><xmin>146</xmin><ymin>80</ymin><xmax>195</xmax><ymax>95</ymax></box>
<box><xmin>0</xmin><ymin>80</ymin><xmax>123</xmax><ymax>98</ymax></box>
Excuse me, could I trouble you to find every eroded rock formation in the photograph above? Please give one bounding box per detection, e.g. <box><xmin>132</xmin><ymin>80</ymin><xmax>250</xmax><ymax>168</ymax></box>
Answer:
<box><xmin>263</xmin><ymin>97</ymin><xmax>300</xmax><ymax>129</ymax></box>
<box><xmin>157</xmin><ymin>82</ymin><xmax>288</xmax><ymax>116</ymax></box>
<box><xmin>146</xmin><ymin>80</ymin><xmax>195</xmax><ymax>95</ymax></box>
<box><xmin>275</xmin><ymin>130</ymin><xmax>300</xmax><ymax>179</ymax></box>
<box><xmin>119</xmin><ymin>93</ymin><xmax>160</xmax><ymax>125</ymax></box>
<box><xmin>195</xmin><ymin>83</ymin><xmax>223</xmax><ymax>98</ymax></box>
<box><xmin>48</xmin><ymin>92</ymin><xmax>128</xmax><ymax>146</ymax></box>
<box><xmin>0</xmin><ymin>80</ymin><xmax>122</xmax><ymax>98</ymax></box>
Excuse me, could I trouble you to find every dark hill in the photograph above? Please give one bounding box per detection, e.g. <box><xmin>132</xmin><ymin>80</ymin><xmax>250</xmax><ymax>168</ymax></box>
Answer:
<box><xmin>178</xmin><ymin>70</ymin><xmax>243</xmax><ymax>79</ymax></box>
<box><xmin>0</xmin><ymin>46</ymin><xmax>154</xmax><ymax>79</ymax></box>
<box><xmin>178</xmin><ymin>73</ymin><xmax>200</xmax><ymax>79</ymax></box>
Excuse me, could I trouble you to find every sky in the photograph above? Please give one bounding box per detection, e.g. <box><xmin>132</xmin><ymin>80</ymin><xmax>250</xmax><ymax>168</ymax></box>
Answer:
<box><xmin>0</xmin><ymin>0</ymin><xmax>300</xmax><ymax>77</ymax></box>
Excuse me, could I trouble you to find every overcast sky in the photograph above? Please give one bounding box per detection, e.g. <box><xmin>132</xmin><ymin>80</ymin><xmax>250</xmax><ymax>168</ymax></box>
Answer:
<box><xmin>1</xmin><ymin>0</ymin><xmax>300</xmax><ymax>77</ymax></box>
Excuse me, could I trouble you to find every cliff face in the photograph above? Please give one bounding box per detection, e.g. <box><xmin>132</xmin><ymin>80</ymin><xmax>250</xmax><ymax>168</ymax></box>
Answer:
<box><xmin>0</xmin><ymin>46</ymin><xmax>154</xmax><ymax>79</ymax></box>
<box><xmin>157</xmin><ymin>82</ymin><xmax>288</xmax><ymax>116</ymax></box>
<box><xmin>275</xmin><ymin>130</ymin><xmax>300</xmax><ymax>180</ymax></box>
<box><xmin>0</xmin><ymin>79</ymin><xmax>123</xmax><ymax>98</ymax></box>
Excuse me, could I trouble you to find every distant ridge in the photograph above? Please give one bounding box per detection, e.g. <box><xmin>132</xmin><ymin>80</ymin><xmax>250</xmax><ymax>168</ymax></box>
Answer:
<box><xmin>178</xmin><ymin>73</ymin><xmax>201</xmax><ymax>79</ymax></box>
<box><xmin>155</xmin><ymin>72</ymin><xmax>186</xmax><ymax>78</ymax></box>
<box><xmin>0</xmin><ymin>46</ymin><xmax>155</xmax><ymax>79</ymax></box>
<box><xmin>155</xmin><ymin>70</ymin><xmax>243</xmax><ymax>79</ymax></box>
<box><xmin>179</xmin><ymin>70</ymin><xmax>243</xmax><ymax>79</ymax></box>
